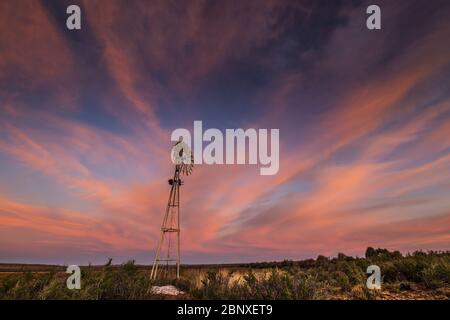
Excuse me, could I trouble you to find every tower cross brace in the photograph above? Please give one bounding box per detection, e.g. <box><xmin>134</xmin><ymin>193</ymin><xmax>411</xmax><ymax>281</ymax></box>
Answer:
<box><xmin>150</xmin><ymin>166</ymin><xmax>182</xmax><ymax>280</ymax></box>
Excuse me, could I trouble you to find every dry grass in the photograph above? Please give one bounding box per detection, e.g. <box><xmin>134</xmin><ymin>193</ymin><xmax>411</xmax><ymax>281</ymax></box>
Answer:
<box><xmin>1</xmin><ymin>248</ymin><xmax>449</xmax><ymax>300</ymax></box>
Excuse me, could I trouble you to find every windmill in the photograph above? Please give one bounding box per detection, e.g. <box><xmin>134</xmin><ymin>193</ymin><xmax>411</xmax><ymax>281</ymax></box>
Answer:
<box><xmin>150</xmin><ymin>140</ymin><xmax>194</xmax><ymax>280</ymax></box>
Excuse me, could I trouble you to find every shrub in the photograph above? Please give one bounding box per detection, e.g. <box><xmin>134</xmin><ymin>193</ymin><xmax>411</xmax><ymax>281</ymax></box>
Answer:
<box><xmin>192</xmin><ymin>270</ymin><xmax>235</xmax><ymax>299</ymax></box>
<box><xmin>334</xmin><ymin>271</ymin><xmax>351</xmax><ymax>292</ymax></box>
<box><xmin>192</xmin><ymin>269</ymin><xmax>319</xmax><ymax>300</ymax></box>
<box><xmin>242</xmin><ymin>269</ymin><xmax>319</xmax><ymax>300</ymax></box>
<box><xmin>350</xmin><ymin>284</ymin><xmax>378</xmax><ymax>300</ymax></box>
<box><xmin>338</xmin><ymin>261</ymin><xmax>366</xmax><ymax>286</ymax></box>
<box><xmin>421</xmin><ymin>262</ymin><xmax>450</xmax><ymax>289</ymax></box>
<box><xmin>365</xmin><ymin>247</ymin><xmax>376</xmax><ymax>259</ymax></box>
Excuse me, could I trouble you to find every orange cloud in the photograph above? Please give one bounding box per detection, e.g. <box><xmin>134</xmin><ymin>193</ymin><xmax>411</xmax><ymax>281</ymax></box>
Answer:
<box><xmin>1</xmin><ymin>1</ymin><xmax>450</xmax><ymax>264</ymax></box>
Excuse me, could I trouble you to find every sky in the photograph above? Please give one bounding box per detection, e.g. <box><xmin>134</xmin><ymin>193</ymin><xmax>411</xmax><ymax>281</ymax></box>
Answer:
<box><xmin>1</xmin><ymin>0</ymin><xmax>450</xmax><ymax>265</ymax></box>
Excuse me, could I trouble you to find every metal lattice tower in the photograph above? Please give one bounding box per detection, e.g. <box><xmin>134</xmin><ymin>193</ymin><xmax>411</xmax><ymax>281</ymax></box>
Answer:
<box><xmin>150</xmin><ymin>141</ymin><xmax>193</xmax><ymax>280</ymax></box>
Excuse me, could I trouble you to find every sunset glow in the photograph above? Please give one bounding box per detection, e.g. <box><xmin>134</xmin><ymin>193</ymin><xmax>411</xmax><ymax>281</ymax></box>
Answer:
<box><xmin>1</xmin><ymin>0</ymin><xmax>450</xmax><ymax>265</ymax></box>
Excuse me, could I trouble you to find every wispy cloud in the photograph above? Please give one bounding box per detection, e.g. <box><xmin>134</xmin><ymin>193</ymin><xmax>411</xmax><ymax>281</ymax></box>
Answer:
<box><xmin>1</xmin><ymin>0</ymin><xmax>450</xmax><ymax>264</ymax></box>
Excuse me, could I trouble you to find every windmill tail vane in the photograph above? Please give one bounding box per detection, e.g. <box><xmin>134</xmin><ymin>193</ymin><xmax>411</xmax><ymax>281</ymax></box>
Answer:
<box><xmin>150</xmin><ymin>141</ymin><xmax>194</xmax><ymax>280</ymax></box>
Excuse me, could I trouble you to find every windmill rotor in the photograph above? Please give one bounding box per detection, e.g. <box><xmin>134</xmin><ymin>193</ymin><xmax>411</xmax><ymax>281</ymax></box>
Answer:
<box><xmin>172</xmin><ymin>140</ymin><xmax>194</xmax><ymax>176</ymax></box>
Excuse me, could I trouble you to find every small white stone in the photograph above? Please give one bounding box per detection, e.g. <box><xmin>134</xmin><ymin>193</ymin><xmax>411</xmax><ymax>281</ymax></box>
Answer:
<box><xmin>151</xmin><ymin>285</ymin><xmax>184</xmax><ymax>296</ymax></box>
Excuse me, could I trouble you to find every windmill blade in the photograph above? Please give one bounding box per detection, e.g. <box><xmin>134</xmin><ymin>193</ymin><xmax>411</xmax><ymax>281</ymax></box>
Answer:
<box><xmin>172</xmin><ymin>140</ymin><xmax>194</xmax><ymax>176</ymax></box>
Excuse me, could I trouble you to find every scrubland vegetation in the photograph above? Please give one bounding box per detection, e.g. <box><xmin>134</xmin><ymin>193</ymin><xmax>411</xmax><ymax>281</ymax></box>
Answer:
<box><xmin>1</xmin><ymin>248</ymin><xmax>449</xmax><ymax>300</ymax></box>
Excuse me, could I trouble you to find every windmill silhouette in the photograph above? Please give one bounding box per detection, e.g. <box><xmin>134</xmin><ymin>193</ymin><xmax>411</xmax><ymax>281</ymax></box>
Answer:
<box><xmin>150</xmin><ymin>140</ymin><xmax>193</xmax><ymax>280</ymax></box>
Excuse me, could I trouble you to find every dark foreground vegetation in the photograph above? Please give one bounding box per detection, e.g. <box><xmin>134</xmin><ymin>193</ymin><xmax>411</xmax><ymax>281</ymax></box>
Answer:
<box><xmin>0</xmin><ymin>248</ymin><xmax>449</xmax><ymax>300</ymax></box>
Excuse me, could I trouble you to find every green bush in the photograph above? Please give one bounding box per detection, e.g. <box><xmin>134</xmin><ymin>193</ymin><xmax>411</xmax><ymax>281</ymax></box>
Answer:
<box><xmin>338</xmin><ymin>261</ymin><xmax>366</xmax><ymax>286</ymax></box>
<box><xmin>333</xmin><ymin>271</ymin><xmax>351</xmax><ymax>292</ymax></box>
<box><xmin>421</xmin><ymin>262</ymin><xmax>450</xmax><ymax>289</ymax></box>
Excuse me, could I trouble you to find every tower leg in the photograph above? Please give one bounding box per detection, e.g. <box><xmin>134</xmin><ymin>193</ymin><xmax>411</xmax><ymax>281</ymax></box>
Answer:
<box><xmin>177</xmin><ymin>176</ymin><xmax>181</xmax><ymax>279</ymax></box>
<box><xmin>151</xmin><ymin>169</ymin><xmax>182</xmax><ymax>280</ymax></box>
